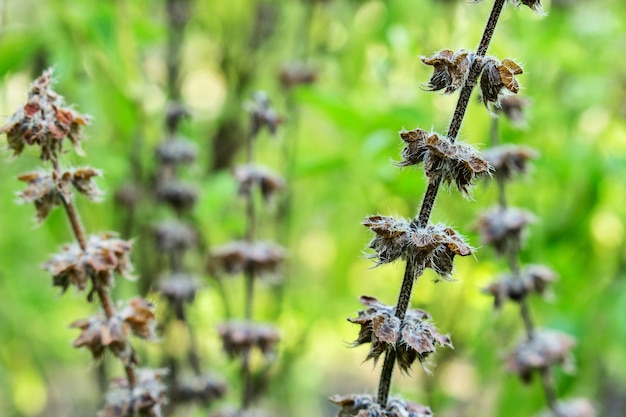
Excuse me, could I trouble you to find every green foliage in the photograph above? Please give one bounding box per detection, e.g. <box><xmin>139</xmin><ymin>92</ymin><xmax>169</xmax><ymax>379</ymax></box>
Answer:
<box><xmin>0</xmin><ymin>0</ymin><xmax>625</xmax><ymax>416</ymax></box>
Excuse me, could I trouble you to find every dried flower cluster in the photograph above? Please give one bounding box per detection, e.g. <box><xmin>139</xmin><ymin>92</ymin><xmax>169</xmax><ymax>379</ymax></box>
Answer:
<box><xmin>209</xmin><ymin>240</ymin><xmax>286</xmax><ymax>279</ymax></box>
<box><xmin>330</xmin><ymin>394</ymin><xmax>433</xmax><ymax>417</ymax></box>
<box><xmin>2</xmin><ymin>69</ymin><xmax>166</xmax><ymax>415</ymax></box>
<box><xmin>397</xmin><ymin>128</ymin><xmax>491</xmax><ymax>196</ymax></box>
<box><xmin>349</xmin><ymin>296</ymin><xmax>451</xmax><ymax>372</ymax></box>
<box><xmin>362</xmin><ymin>216</ymin><xmax>473</xmax><ymax>280</ymax></box>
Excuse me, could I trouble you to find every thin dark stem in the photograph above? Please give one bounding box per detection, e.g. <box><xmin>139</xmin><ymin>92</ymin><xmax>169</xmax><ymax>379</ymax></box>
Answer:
<box><xmin>377</xmin><ymin>262</ymin><xmax>417</xmax><ymax>405</ymax></box>
<box><xmin>540</xmin><ymin>366</ymin><xmax>559</xmax><ymax>411</ymax></box>
<box><xmin>174</xmin><ymin>305</ymin><xmax>202</xmax><ymax>375</ymax></box>
<box><xmin>375</xmin><ymin>0</ymin><xmax>507</xmax><ymax>407</ymax></box>
<box><xmin>447</xmin><ymin>0</ymin><xmax>506</xmax><ymax>142</ymax></box>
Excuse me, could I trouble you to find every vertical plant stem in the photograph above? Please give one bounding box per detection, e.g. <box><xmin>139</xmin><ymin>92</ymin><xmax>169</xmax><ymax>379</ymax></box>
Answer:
<box><xmin>375</xmin><ymin>0</ymin><xmax>507</xmax><ymax>407</ymax></box>
<box><xmin>540</xmin><ymin>366</ymin><xmax>559</xmax><ymax>411</ymax></box>
<box><xmin>51</xmin><ymin>158</ymin><xmax>138</xmax><ymax>391</ymax></box>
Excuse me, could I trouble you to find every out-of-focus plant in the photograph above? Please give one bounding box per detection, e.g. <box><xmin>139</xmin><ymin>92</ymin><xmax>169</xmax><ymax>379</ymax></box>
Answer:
<box><xmin>208</xmin><ymin>92</ymin><xmax>286</xmax><ymax>416</ymax></box>
<box><xmin>477</xmin><ymin>94</ymin><xmax>596</xmax><ymax>417</ymax></box>
<box><xmin>1</xmin><ymin>69</ymin><xmax>166</xmax><ymax>416</ymax></box>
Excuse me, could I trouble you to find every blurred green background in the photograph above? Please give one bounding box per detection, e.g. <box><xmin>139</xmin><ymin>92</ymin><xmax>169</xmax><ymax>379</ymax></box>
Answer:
<box><xmin>0</xmin><ymin>0</ymin><xmax>625</xmax><ymax>416</ymax></box>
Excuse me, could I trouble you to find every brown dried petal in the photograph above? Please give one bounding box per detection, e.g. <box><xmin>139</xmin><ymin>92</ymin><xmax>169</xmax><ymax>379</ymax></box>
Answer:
<box><xmin>475</xmin><ymin>206</ymin><xmax>535</xmax><ymax>255</ymax></box>
<box><xmin>483</xmin><ymin>144</ymin><xmax>538</xmax><ymax>181</ymax></box>
<box><xmin>507</xmin><ymin>330</ymin><xmax>576</xmax><ymax>384</ymax></box>
<box><xmin>512</xmin><ymin>0</ymin><xmax>546</xmax><ymax>15</ymax></box>
<box><xmin>119</xmin><ymin>297</ymin><xmax>157</xmax><ymax>340</ymax></box>
<box><xmin>421</xmin><ymin>49</ymin><xmax>471</xmax><ymax>94</ymax></box>
<box><xmin>70</xmin><ymin>167</ymin><xmax>103</xmax><ymax>200</ymax></box>
<box><xmin>362</xmin><ymin>215</ymin><xmax>411</xmax><ymax>265</ymax></box>
<box><xmin>330</xmin><ymin>394</ymin><xmax>433</xmax><ymax>417</ymax></box>
<box><xmin>17</xmin><ymin>170</ymin><xmax>63</xmax><ymax>223</ymax></box>
<box><xmin>234</xmin><ymin>164</ymin><xmax>285</xmax><ymax>202</ymax></box>
<box><xmin>480</xmin><ymin>57</ymin><xmax>523</xmax><ymax>112</ymax></box>
<box><xmin>98</xmin><ymin>368</ymin><xmax>168</xmax><ymax>417</ymax></box>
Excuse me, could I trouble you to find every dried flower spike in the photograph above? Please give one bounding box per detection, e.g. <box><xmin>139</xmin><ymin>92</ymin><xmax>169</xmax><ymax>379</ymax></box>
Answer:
<box><xmin>209</xmin><ymin>240</ymin><xmax>286</xmax><ymax>279</ymax></box>
<box><xmin>421</xmin><ymin>49</ymin><xmax>472</xmax><ymax>94</ymax></box>
<box><xmin>0</xmin><ymin>68</ymin><xmax>89</xmax><ymax>160</ymax></box>
<box><xmin>245</xmin><ymin>91</ymin><xmax>282</xmax><ymax>136</ymax></box>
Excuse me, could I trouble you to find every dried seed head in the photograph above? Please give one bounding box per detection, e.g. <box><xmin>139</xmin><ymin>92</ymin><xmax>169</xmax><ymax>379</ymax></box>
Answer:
<box><xmin>173</xmin><ymin>374</ymin><xmax>227</xmax><ymax>405</ymax></box>
<box><xmin>98</xmin><ymin>368</ymin><xmax>168</xmax><ymax>417</ymax></box>
<box><xmin>157</xmin><ymin>273</ymin><xmax>202</xmax><ymax>305</ymax></box>
<box><xmin>217</xmin><ymin>320</ymin><xmax>280</xmax><ymax>361</ymax></box>
<box><xmin>537</xmin><ymin>398</ymin><xmax>596</xmax><ymax>417</ymax></box>
<box><xmin>155</xmin><ymin>137</ymin><xmax>198</xmax><ymax>165</ymax></box>
<box><xmin>363</xmin><ymin>216</ymin><xmax>473</xmax><ymax>281</ymax></box>
<box><xmin>17</xmin><ymin>167</ymin><xmax>103</xmax><ymax>223</ymax></box>
<box><xmin>475</xmin><ymin>206</ymin><xmax>535</xmax><ymax>255</ymax></box>
<box><xmin>348</xmin><ymin>296</ymin><xmax>451</xmax><ymax>371</ymax></box>
<box><xmin>421</xmin><ymin>49</ymin><xmax>472</xmax><ymax>94</ymax></box>
<box><xmin>498</xmin><ymin>95</ymin><xmax>530</xmax><ymax>127</ymax></box>
<box><xmin>71</xmin><ymin>298</ymin><xmax>156</xmax><ymax>364</ymax></box>
<box><xmin>480</xmin><ymin>57</ymin><xmax>523</xmax><ymax>113</ymax></box>
<box><xmin>153</xmin><ymin>220</ymin><xmax>197</xmax><ymax>252</ymax></box>
<box><xmin>397</xmin><ymin>129</ymin><xmax>491</xmax><ymax>197</ymax></box>
<box><xmin>44</xmin><ymin>233</ymin><xmax>133</xmax><ymax>294</ymax></box>
<box><xmin>330</xmin><ymin>394</ymin><xmax>433</xmax><ymax>417</ymax></box>
<box><xmin>279</xmin><ymin>62</ymin><xmax>317</xmax><ymax>89</ymax></box>
<box><xmin>155</xmin><ymin>180</ymin><xmax>199</xmax><ymax>214</ymax></box>
<box><xmin>484</xmin><ymin>264</ymin><xmax>557</xmax><ymax>309</ymax></box>
<box><xmin>209</xmin><ymin>240</ymin><xmax>286</xmax><ymax>279</ymax></box>
<box><xmin>0</xmin><ymin>68</ymin><xmax>89</xmax><ymax>161</ymax></box>
<box><xmin>234</xmin><ymin>164</ymin><xmax>285</xmax><ymax>202</ymax></box>
<box><xmin>507</xmin><ymin>330</ymin><xmax>576</xmax><ymax>384</ymax></box>
<box><xmin>245</xmin><ymin>91</ymin><xmax>282</xmax><ymax>137</ymax></box>
<box><xmin>482</xmin><ymin>144</ymin><xmax>537</xmax><ymax>181</ymax></box>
